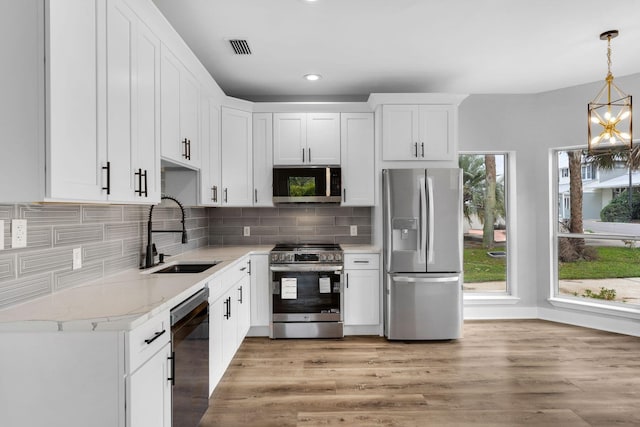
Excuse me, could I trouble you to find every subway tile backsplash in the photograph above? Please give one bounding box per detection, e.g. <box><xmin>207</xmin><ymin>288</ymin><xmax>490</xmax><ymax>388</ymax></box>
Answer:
<box><xmin>0</xmin><ymin>203</ymin><xmax>372</xmax><ymax>310</ymax></box>
<box><xmin>208</xmin><ymin>206</ymin><xmax>372</xmax><ymax>246</ymax></box>
<box><xmin>0</xmin><ymin>203</ymin><xmax>208</xmax><ymax>310</ymax></box>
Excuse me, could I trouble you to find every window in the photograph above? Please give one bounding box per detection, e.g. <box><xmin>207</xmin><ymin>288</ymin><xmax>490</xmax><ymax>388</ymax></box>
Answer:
<box><xmin>561</xmin><ymin>168</ymin><xmax>569</xmax><ymax>178</ymax></box>
<box><xmin>459</xmin><ymin>153</ymin><xmax>510</xmax><ymax>294</ymax></box>
<box><xmin>553</xmin><ymin>149</ymin><xmax>639</xmax><ymax>310</ymax></box>
<box><xmin>581</xmin><ymin>164</ymin><xmax>594</xmax><ymax>180</ymax></box>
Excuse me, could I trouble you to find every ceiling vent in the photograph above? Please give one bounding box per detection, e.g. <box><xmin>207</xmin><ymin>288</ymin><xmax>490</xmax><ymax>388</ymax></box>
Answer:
<box><xmin>229</xmin><ymin>39</ymin><xmax>252</xmax><ymax>55</ymax></box>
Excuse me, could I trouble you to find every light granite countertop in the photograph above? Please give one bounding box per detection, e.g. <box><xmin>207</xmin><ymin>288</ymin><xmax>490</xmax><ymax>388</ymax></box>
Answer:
<box><xmin>0</xmin><ymin>246</ymin><xmax>272</xmax><ymax>333</ymax></box>
<box><xmin>0</xmin><ymin>244</ymin><xmax>379</xmax><ymax>333</ymax></box>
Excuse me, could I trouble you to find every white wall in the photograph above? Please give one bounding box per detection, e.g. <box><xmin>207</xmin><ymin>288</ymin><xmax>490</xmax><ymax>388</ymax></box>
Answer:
<box><xmin>458</xmin><ymin>72</ymin><xmax>640</xmax><ymax>334</ymax></box>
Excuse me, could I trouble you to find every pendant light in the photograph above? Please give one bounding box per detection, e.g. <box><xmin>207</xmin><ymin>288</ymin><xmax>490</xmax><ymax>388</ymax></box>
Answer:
<box><xmin>588</xmin><ymin>30</ymin><xmax>633</xmax><ymax>155</ymax></box>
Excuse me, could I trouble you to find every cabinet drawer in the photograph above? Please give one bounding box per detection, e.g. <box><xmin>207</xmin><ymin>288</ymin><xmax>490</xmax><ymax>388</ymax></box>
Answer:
<box><xmin>127</xmin><ymin>310</ymin><xmax>170</xmax><ymax>373</ymax></box>
<box><xmin>209</xmin><ymin>258</ymin><xmax>248</xmax><ymax>301</ymax></box>
<box><xmin>344</xmin><ymin>253</ymin><xmax>380</xmax><ymax>270</ymax></box>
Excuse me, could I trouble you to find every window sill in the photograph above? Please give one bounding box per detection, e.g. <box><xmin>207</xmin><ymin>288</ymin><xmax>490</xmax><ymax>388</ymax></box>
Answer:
<box><xmin>548</xmin><ymin>297</ymin><xmax>640</xmax><ymax>320</ymax></box>
<box><xmin>464</xmin><ymin>295</ymin><xmax>520</xmax><ymax>305</ymax></box>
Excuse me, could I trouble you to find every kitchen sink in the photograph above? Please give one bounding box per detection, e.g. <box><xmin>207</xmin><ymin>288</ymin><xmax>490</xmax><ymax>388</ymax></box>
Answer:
<box><xmin>152</xmin><ymin>262</ymin><xmax>220</xmax><ymax>274</ymax></box>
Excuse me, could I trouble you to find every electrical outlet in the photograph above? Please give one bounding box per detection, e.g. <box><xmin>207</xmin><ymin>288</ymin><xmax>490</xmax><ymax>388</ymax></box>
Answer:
<box><xmin>11</xmin><ymin>219</ymin><xmax>27</xmax><ymax>248</ymax></box>
<box><xmin>73</xmin><ymin>248</ymin><xmax>82</xmax><ymax>270</ymax></box>
<box><xmin>0</xmin><ymin>220</ymin><xmax>4</xmax><ymax>250</ymax></box>
<box><xmin>350</xmin><ymin>225</ymin><xmax>358</xmax><ymax>236</ymax></box>
<box><xmin>243</xmin><ymin>226</ymin><xmax>251</xmax><ymax>237</ymax></box>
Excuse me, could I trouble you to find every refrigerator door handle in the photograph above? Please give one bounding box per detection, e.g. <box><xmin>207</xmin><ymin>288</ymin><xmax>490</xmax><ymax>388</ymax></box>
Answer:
<box><xmin>384</xmin><ymin>171</ymin><xmax>393</xmax><ymax>269</ymax></box>
<box><xmin>426</xmin><ymin>176</ymin><xmax>435</xmax><ymax>265</ymax></box>
<box><xmin>419</xmin><ymin>176</ymin><xmax>427</xmax><ymax>263</ymax></box>
<box><xmin>393</xmin><ymin>275</ymin><xmax>459</xmax><ymax>283</ymax></box>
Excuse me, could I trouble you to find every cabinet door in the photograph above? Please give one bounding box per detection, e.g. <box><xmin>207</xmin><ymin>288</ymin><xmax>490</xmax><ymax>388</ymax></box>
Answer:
<box><xmin>180</xmin><ymin>70</ymin><xmax>200</xmax><ymax>167</ymax></box>
<box><xmin>209</xmin><ymin>294</ymin><xmax>224</xmax><ymax>395</ymax></box>
<box><xmin>127</xmin><ymin>342</ymin><xmax>171</xmax><ymax>427</ymax></box>
<box><xmin>105</xmin><ymin>0</ymin><xmax>136</xmax><ymax>202</ymax></box>
<box><xmin>250</xmin><ymin>254</ymin><xmax>270</xmax><ymax>328</ymax></box>
<box><xmin>47</xmin><ymin>0</ymin><xmax>105</xmax><ymax>201</ymax></box>
<box><xmin>273</xmin><ymin>113</ymin><xmax>306</xmax><ymax>165</ymax></box>
<box><xmin>419</xmin><ymin>105</ymin><xmax>454</xmax><ymax>161</ymax></box>
<box><xmin>236</xmin><ymin>273</ymin><xmax>251</xmax><ymax>344</ymax></box>
<box><xmin>344</xmin><ymin>269</ymin><xmax>380</xmax><ymax>326</ymax></box>
<box><xmin>221</xmin><ymin>289</ymin><xmax>238</xmax><ymax>367</ymax></box>
<box><xmin>200</xmin><ymin>97</ymin><xmax>221</xmax><ymax>206</ymax></box>
<box><xmin>252</xmin><ymin>113</ymin><xmax>273</xmax><ymax>206</ymax></box>
<box><xmin>221</xmin><ymin>107</ymin><xmax>253</xmax><ymax>206</ymax></box>
<box><xmin>134</xmin><ymin>19</ymin><xmax>161</xmax><ymax>202</ymax></box>
<box><xmin>306</xmin><ymin>113</ymin><xmax>340</xmax><ymax>165</ymax></box>
<box><xmin>160</xmin><ymin>46</ymin><xmax>182</xmax><ymax>162</ymax></box>
<box><xmin>340</xmin><ymin>113</ymin><xmax>374</xmax><ymax>206</ymax></box>
<box><xmin>381</xmin><ymin>105</ymin><xmax>420</xmax><ymax>161</ymax></box>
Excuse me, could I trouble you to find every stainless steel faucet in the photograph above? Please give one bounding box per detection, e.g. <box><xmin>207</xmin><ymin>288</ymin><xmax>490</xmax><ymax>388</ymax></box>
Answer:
<box><xmin>144</xmin><ymin>196</ymin><xmax>188</xmax><ymax>269</ymax></box>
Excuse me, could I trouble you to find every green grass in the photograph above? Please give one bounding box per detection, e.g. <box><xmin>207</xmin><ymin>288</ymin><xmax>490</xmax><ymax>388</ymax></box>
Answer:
<box><xmin>558</xmin><ymin>246</ymin><xmax>640</xmax><ymax>279</ymax></box>
<box><xmin>463</xmin><ymin>246</ymin><xmax>640</xmax><ymax>283</ymax></box>
<box><xmin>463</xmin><ymin>248</ymin><xmax>506</xmax><ymax>283</ymax></box>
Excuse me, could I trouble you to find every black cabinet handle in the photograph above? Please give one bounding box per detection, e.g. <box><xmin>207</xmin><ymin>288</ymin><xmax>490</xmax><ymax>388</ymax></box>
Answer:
<box><xmin>414</xmin><ymin>142</ymin><xmax>418</xmax><ymax>158</ymax></box>
<box><xmin>143</xmin><ymin>170</ymin><xmax>148</xmax><ymax>197</ymax></box>
<box><xmin>238</xmin><ymin>286</ymin><xmax>243</xmax><ymax>304</ymax></box>
<box><xmin>187</xmin><ymin>139</ymin><xmax>191</xmax><ymax>160</ymax></box>
<box><xmin>182</xmin><ymin>138</ymin><xmax>188</xmax><ymax>159</ymax></box>
<box><xmin>144</xmin><ymin>329</ymin><xmax>166</xmax><ymax>345</ymax></box>
<box><xmin>346</xmin><ymin>273</ymin><xmax>349</xmax><ymax>289</ymax></box>
<box><xmin>213</xmin><ymin>185</ymin><xmax>218</xmax><ymax>203</ymax></box>
<box><xmin>224</xmin><ymin>188</ymin><xmax>228</xmax><ymax>203</ymax></box>
<box><xmin>211</xmin><ymin>186</ymin><xmax>215</xmax><ymax>202</ymax></box>
<box><xmin>308</xmin><ymin>148</ymin><xmax>311</xmax><ymax>162</ymax></box>
<box><xmin>421</xmin><ymin>142</ymin><xmax>425</xmax><ymax>157</ymax></box>
<box><xmin>302</xmin><ymin>147</ymin><xmax>305</xmax><ymax>163</ymax></box>
<box><xmin>102</xmin><ymin>162</ymin><xmax>111</xmax><ymax>195</ymax></box>
<box><xmin>343</xmin><ymin>188</ymin><xmax>346</xmax><ymax>202</ymax></box>
<box><xmin>227</xmin><ymin>296</ymin><xmax>231</xmax><ymax>318</ymax></box>
<box><xmin>167</xmin><ymin>351</ymin><xmax>175</xmax><ymax>385</ymax></box>
<box><xmin>255</xmin><ymin>189</ymin><xmax>258</xmax><ymax>203</ymax></box>
<box><xmin>135</xmin><ymin>168</ymin><xmax>142</xmax><ymax>196</ymax></box>
<box><xmin>247</xmin><ymin>260</ymin><xmax>251</xmax><ymax>275</ymax></box>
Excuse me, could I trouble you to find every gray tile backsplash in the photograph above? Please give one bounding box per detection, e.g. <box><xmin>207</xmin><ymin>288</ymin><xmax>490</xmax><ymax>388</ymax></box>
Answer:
<box><xmin>0</xmin><ymin>203</ymin><xmax>209</xmax><ymax>310</ymax></box>
<box><xmin>208</xmin><ymin>205</ymin><xmax>372</xmax><ymax>246</ymax></box>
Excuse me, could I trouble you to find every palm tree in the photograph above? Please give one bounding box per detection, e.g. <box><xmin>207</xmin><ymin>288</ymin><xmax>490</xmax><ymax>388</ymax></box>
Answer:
<box><xmin>459</xmin><ymin>154</ymin><xmax>505</xmax><ymax>249</ymax></box>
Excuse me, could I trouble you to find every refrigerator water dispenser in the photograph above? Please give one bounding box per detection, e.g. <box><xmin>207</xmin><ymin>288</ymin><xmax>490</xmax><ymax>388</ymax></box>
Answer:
<box><xmin>392</xmin><ymin>217</ymin><xmax>418</xmax><ymax>250</ymax></box>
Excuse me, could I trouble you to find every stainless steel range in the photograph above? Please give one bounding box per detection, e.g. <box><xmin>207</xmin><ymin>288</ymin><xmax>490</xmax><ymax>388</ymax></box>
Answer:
<box><xmin>270</xmin><ymin>243</ymin><xmax>344</xmax><ymax>338</ymax></box>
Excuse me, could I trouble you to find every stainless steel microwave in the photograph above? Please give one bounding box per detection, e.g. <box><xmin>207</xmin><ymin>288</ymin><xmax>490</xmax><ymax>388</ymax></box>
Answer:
<box><xmin>273</xmin><ymin>167</ymin><xmax>342</xmax><ymax>203</ymax></box>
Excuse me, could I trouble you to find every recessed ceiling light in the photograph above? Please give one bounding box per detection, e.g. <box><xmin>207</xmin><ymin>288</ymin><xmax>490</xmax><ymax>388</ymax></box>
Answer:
<box><xmin>304</xmin><ymin>74</ymin><xmax>322</xmax><ymax>81</ymax></box>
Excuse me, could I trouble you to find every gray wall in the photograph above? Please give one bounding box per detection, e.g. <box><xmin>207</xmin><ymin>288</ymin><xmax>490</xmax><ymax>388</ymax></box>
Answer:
<box><xmin>208</xmin><ymin>206</ymin><xmax>372</xmax><ymax>246</ymax></box>
<box><xmin>458</xmin><ymin>72</ymin><xmax>640</xmax><ymax>322</ymax></box>
<box><xmin>0</xmin><ymin>203</ymin><xmax>209</xmax><ymax>309</ymax></box>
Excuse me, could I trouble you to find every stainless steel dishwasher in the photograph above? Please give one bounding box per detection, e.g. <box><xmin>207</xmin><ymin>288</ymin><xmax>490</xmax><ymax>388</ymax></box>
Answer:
<box><xmin>170</xmin><ymin>288</ymin><xmax>209</xmax><ymax>427</ymax></box>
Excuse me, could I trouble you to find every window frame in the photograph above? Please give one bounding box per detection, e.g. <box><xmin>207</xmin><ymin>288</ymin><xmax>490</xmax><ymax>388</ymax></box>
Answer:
<box><xmin>459</xmin><ymin>151</ymin><xmax>516</xmax><ymax>301</ymax></box>
<box><xmin>549</xmin><ymin>147</ymin><xmax>640</xmax><ymax>319</ymax></box>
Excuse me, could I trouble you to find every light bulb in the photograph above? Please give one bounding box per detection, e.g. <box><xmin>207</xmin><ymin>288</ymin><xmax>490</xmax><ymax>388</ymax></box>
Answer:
<box><xmin>620</xmin><ymin>111</ymin><xmax>631</xmax><ymax>120</ymax></box>
<box><xmin>603</xmin><ymin>132</ymin><xmax>611</xmax><ymax>139</ymax></box>
<box><xmin>620</xmin><ymin>132</ymin><xmax>631</xmax><ymax>139</ymax></box>
<box><xmin>591</xmin><ymin>116</ymin><xmax>601</xmax><ymax>124</ymax></box>
<box><xmin>605</xmin><ymin>111</ymin><xmax>612</xmax><ymax>121</ymax></box>
<box><xmin>610</xmin><ymin>136</ymin><xmax>616</xmax><ymax>144</ymax></box>
<box><xmin>591</xmin><ymin>135</ymin><xmax>602</xmax><ymax>145</ymax></box>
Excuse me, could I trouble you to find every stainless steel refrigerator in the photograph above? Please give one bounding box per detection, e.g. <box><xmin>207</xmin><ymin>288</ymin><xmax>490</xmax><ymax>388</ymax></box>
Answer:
<box><xmin>383</xmin><ymin>168</ymin><xmax>463</xmax><ymax>340</ymax></box>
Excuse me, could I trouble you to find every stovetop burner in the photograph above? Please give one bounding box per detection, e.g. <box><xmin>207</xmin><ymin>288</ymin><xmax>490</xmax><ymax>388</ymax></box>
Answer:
<box><xmin>272</xmin><ymin>243</ymin><xmax>341</xmax><ymax>251</ymax></box>
<box><xmin>270</xmin><ymin>243</ymin><xmax>343</xmax><ymax>264</ymax></box>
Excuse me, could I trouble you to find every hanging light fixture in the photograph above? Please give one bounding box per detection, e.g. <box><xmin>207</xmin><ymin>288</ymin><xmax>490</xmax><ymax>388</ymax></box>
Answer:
<box><xmin>588</xmin><ymin>30</ymin><xmax>633</xmax><ymax>155</ymax></box>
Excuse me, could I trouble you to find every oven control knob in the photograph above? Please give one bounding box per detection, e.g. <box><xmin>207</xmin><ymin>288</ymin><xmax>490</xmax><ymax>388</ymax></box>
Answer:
<box><xmin>326</xmin><ymin>254</ymin><xmax>334</xmax><ymax>261</ymax></box>
<box><xmin>334</xmin><ymin>253</ymin><xmax>342</xmax><ymax>261</ymax></box>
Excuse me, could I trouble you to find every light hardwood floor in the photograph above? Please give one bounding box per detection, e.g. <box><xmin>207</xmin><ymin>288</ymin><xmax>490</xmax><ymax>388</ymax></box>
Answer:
<box><xmin>199</xmin><ymin>320</ymin><xmax>640</xmax><ymax>426</ymax></box>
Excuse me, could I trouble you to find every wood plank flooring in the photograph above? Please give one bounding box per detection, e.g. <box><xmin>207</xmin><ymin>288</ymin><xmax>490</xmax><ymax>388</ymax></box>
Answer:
<box><xmin>198</xmin><ymin>320</ymin><xmax>640</xmax><ymax>426</ymax></box>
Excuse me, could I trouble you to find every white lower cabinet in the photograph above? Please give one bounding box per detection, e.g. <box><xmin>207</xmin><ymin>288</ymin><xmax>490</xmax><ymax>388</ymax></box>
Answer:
<box><xmin>127</xmin><ymin>341</ymin><xmax>172</xmax><ymax>427</ymax></box>
<box><xmin>249</xmin><ymin>254</ymin><xmax>270</xmax><ymax>331</ymax></box>
<box><xmin>208</xmin><ymin>256</ymin><xmax>252</xmax><ymax>396</ymax></box>
<box><xmin>344</xmin><ymin>253</ymin><xmax>381</xmax><ymax>327</ymax></box>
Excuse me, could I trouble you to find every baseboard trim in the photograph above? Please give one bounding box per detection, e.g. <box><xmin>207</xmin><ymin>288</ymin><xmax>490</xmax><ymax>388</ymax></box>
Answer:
<box><xmin>464</xmin><ymin>305</ymin><xmax>538</xmax><ymax>320</ymax></box>
<box><xmin>538</xmin><ymin>307</ymin><xmax>640</xmax><ymax>337</ymax></box>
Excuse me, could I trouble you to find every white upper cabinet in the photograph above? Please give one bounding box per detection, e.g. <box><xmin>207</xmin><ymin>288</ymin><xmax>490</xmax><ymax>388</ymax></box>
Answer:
<box><xmin>252</xmin><ymin>113</ymin><xmax>273</xmax><ymax>207</ymax></box>
<box><xmin>47</xmin><ymin>0</ymin><xmax>104</xmax><ymax>201</ymax></box>
<box><xmin>340</xmin><ymin>113</ymin><xmax>375</xmax><ymax>206</ymax></box>
<box><xmin>221</xmin><ymin>107</ymin><xmax>253</xmax><ymax>206</ymax></box>
<box><xmin>200</xmin><ymin>97</ymin><xmax>222</xmax><ymax>206</ymax></box>
<box><xmin>105</xmin><ymin>0</ymin><xmax>160</xmax><ymax>203</ymax></box>
<box><xmin>160</xmin><ymin>46</ymin><xmax>200</xmax><ymax>168</ymax></box>
<box><xmin>382</xmin><ymin>104</ymin><xmax>455</xmax><ymax>161</ymax></box>
<box><xmin>273</xmin><ymin>113</ymin><xmax>340</xmax><ymax>165</ymax></box>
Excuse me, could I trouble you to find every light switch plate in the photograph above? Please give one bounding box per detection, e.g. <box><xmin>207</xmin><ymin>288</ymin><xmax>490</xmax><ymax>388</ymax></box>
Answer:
<box><xmin>0</xmin><ymin>220</ymin><xmax>4</xmax><ymax>250</ymax></box>
<box><xmin>350</xmin><ymin>225</ymin><xmax>358</xmax><ymax>236</ymax></box>
<box><xmin>11</xmin><ymin>219</ymin><xmax>27</xmax><ymax>248</ymax></box>
<box><xmin>243</xmin><ymin>226</ymin><xmax>251</xmax><ymax>237</ymax></box>
<box><xmin>73</xmin><ymin>248</ymin><xmax>82</xmax><ymax>270</ymax></box>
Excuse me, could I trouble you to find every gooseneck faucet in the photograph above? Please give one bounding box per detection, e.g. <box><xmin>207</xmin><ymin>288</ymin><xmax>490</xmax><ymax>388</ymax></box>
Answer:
<box><xmin>144</xmin><ymin>195</ymin><xmax>188</xmax><ymax>269</ymax></box>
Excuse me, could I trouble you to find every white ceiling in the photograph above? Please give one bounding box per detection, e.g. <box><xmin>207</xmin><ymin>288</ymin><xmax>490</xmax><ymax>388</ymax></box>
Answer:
<box><xmin>152</xmin><ymin>0</ymin><xmax>640</xmax><ymax>102</ymax></box>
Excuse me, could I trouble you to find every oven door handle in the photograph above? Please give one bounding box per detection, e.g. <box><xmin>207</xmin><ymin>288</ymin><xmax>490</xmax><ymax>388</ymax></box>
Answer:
<box><xmin>269</xmin><ymin>265</ymin><xmax>343</xmax><ymax>272</ymax></box>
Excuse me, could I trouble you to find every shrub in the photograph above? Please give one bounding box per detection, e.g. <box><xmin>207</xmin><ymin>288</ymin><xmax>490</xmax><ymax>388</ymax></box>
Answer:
<box><xmin>582</xmin><ymin>287</ymin><xmax>617</xmax><ymax>300</ymax></box>
<box><xmin>600</xmin><ymin>189</ymin><xmax>640</xmax><ymax>222</ymax></box>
